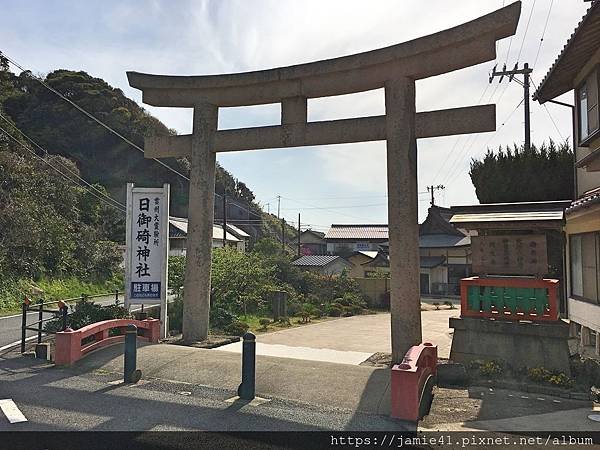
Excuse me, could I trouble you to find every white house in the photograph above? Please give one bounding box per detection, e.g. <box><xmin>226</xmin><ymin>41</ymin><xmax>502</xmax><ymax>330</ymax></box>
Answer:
<box><xmin>168</xmin><ymin>217</ymin><xmax>248</xmax><ymax>256</ymax></box>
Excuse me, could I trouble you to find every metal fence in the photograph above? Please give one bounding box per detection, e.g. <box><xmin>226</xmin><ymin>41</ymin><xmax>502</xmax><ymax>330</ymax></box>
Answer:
<box><xmin>20</xmin><ymin>290</ymin><xmax>123</xmax><ymax>353</ymax></box>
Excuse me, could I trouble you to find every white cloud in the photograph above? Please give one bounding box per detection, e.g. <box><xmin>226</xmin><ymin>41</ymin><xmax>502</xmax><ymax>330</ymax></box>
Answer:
<box><xmin>0</xmin><ymin>0</ymin><xmax>590</xmax><ymax>224</ymax></box>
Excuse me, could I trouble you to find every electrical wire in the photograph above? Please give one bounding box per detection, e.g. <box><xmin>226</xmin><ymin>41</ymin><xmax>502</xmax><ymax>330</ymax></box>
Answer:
<box><xmin>1</xmin><ymin>53</ymin><xmax>192</xmax><ymax>184</ymax></box>
<box><xmin>533</xmin><ymin>0</ymin><xmax>554</xmax><ymax>68</ymax></box>
<box><xmin>515</xmin><ymin>0</ymin><xmax>537</xmax><ymax>64</ymax></box>
<box><xmin>0</xmin><ymin>112</ymin><xmax>126</xmax><ymax>210</ymax></box>
<box><xmin>1</xmin><ymin>51</ymin><xmax>273</xmax><ymax>222</ymax></box>
<box><xmin>0</xmin><ymin>123</ymin><xmax>127</xmax><ymax>212</ymax></box>
<box><xmin>442</xmin><ymin>98</ymin><xmax>524</xmax><ymax>187</ymax></box>
<box><xmin>530</xmin><ymin>76</ymin><xmax>565</xmax><ymax>141</ymax></box>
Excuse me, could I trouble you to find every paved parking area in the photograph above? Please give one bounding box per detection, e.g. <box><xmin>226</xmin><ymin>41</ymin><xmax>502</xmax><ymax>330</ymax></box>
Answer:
<box><xmin>218</xmin><ymin>309</ymin><xmax>458</xmax><ymax>364</ymax></box>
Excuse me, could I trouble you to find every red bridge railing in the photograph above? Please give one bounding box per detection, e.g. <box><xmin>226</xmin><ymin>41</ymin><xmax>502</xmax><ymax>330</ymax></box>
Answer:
<box><xmin>460</xmin><ymin>276</ymin><xmax>559</xmax><ymax>322</ymax></box>
<box><xmin>55</xmin><ymin>318</ymin><xmax>160</xmax><ymax>365</ymax></box>
<box><xmin>390</xmin><ymin>342</ymin><xmax>437</xmax><ymax>422</ymax></box>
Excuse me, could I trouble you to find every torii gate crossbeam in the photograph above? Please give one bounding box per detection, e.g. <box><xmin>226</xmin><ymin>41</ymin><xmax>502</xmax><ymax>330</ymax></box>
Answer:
<box><xmin>128</xmin><ymin>2</ymin><xmax>521</xmax><ymax>362</ymax></box>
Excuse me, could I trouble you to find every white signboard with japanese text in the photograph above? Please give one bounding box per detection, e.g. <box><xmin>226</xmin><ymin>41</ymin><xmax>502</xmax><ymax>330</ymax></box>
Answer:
<box><xmin>125</xmin><ymin>183</ymin><xmax>169</xmax><ymax>338</ymax></box>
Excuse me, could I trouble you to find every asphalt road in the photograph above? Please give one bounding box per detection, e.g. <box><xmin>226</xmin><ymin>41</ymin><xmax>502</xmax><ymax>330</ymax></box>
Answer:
<box><xmin>0</xmin><ymin>295</ymin><xmax>124</xmax><ymax>351</ymax></box>
<box><xmin>0</xmin><ymin>354</ymin><xmax>410</xmax><ymax>435</ymax></box>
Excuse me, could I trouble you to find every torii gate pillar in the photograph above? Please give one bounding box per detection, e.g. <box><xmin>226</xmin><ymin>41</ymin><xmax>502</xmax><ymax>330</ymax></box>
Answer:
<box><xmin>385</xmin><ymin>78</ymin><xmax>422</xmax><ymax>362</ymax></box>
<box><xmin>127</xmin><ymin>2</ymin><xmax>521</xmax><ymax>361</ymax></box>
<box><xmin>182</xmin><ymin>103</ymin><xmax>218</xmax><ymax>341</ymax></box>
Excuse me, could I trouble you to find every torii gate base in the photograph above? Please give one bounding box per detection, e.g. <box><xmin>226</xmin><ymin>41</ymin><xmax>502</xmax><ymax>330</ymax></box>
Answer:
<box><xmin>128</xmin><ymin>2</ymin><xmax>521</xmax><ymax>363</ymax></box>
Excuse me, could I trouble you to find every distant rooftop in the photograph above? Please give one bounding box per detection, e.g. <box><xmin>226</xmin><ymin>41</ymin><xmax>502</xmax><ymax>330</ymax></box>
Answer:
<box><xmin>325</xmin><ymin>224</ymin><xmax>389</xmax><ymax>241</ymax></box>
<box><xmin>291</xmin><ymin>255</ymin><xmax>348</xmax><ymax>267</ymax></box>
<box><xmin>169</xmin><ymin>217</ymin><xmax>240</xmax><ymax>242</ymax></box>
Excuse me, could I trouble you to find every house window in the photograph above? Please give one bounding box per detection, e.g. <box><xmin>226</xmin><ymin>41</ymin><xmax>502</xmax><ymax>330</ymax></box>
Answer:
<box><xmin>570</xmin><ymin>232</ymin><xmax>600</xmax><ymax>303</ymax></box>
<box><xmin>578</xmin><ymin>69</ymin><xmax>599</xmax><ymax>143</ymax></box>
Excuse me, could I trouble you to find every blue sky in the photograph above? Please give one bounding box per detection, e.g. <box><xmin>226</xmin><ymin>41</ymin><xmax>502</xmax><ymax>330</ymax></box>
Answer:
<box><xmin>1</xmin><ymin>0</ymin><xmax>589</xmax><ymax>230</ymax></box>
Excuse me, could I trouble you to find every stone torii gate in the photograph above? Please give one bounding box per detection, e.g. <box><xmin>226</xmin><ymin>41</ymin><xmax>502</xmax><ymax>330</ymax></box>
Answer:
<box><xmin>128</xmin><ymin>2</ymin><xmax>520</xmax><ymax>362</ymax></box>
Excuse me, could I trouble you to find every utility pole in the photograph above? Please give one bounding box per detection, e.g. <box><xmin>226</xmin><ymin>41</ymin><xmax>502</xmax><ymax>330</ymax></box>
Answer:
<box><xmin>276</xmin><ymin>195</ymin><xmax>281</xmax><ymax>219</ymax></box>
<box><xmin>489</xmin><ymin>62</ymin><xmax>533</xmax><ymax>151</ymax></box>
<box><xmin>297</xmin><ymin>213</ymin><xmax>301</xmax><ymax>257</ymax></box>
<box><xmin>266</xmin><ymin>203</ymin><xmax>270</xmax><ymax>215</ymax></box>
<box><xmin>281</xmin><ymin>217</ymin><xmax>285</xmax><ymax>254</ymax></box>
<box><xmin>427</xmin><ymin>184</ymin><xmax>445</xmax><ymax>206</ymax></box>
<box><xmin>222</xmin><ymin>193</ymin><xmax>227</xmax><ymax>248</ymax></box>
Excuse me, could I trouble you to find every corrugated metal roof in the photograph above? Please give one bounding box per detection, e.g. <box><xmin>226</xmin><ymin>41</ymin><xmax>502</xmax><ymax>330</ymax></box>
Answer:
<box><xmin>535</xmin><ymin>1</ymin><xmax>600</xmax><ymax>102</ymax></box>
<box><xmin>291</xmin><ymin>255</ymin><xmax>348</xmax><ymax>267</ymax></box>
<box><xmin>325</xmin><ymin>225</ymin><xmax>389</xmax><ymax>240</ymax></box>
<box><xmin>450</xmin><ymin>211</ymin><xmax>564</xmax><ymax>223</ymax></box>
<box><xmin>419</xmin><ymin>234</ymin><xmax>471</xmax><ymax>248</ymax></box>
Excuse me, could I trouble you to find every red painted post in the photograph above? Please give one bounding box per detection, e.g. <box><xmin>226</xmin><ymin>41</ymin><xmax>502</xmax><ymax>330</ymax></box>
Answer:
<box><xmin>144</xmin><ymin>318</ymin><xmax>161</xmax><ymax>343</ymax></box>
<box><xmin>390</xmin><ymin>342</ymin><xmax>437</xmax><ymax>422</ymax></box>
<box><xmin>55</xmin><ymin>328</ymin><xmax>81</xmax><ymax>365</ymax></box>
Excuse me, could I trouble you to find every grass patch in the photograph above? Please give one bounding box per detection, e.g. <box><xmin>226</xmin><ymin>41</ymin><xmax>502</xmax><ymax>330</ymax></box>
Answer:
<box><xmin>0</xmin><ymin>275</ymin><xmax>123</xmax><ymax>314</ymax></box>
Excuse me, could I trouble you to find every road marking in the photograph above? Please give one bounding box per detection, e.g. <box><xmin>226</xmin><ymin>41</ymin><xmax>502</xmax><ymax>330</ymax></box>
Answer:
<box><xmin>0</xmin><ymin>336</ymin><xmax>39</xmax><ymax>353</ymax></box>
<box><xmin>0</xmin><ymin>399</ymin><xmax>27</xmax><ymax>423</ymax></box>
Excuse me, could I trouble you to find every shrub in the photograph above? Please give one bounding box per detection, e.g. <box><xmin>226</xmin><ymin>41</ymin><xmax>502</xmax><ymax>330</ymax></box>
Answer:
<box><xmin>278</xmin><ymin>316</ymin><xmax>291</xmax><ymax>327</ymax></box>
<box><xmin>210</xmin><ymin>307</ymin><xmax>238</xmax><ymax>330</ymax></box>
<box><xmin>168</xmin><ymin>256</ymin><xmax>186</xmax><ymax>295</ymax></box>
<box><xmin>327</xmin><ymin>305</ymin><xmax>343</xmax><ymax>317</ymax></box>
<box><xmin>472</xmin><ymin>360</ymin><xmax>503</xmax><ymax>378</ymax></box>
<box><xmin>433</xmin><ymin>302</ymin><xmax>440</xmax><ymax>310</ymax></box>
<box><xmin>225</xmin><ymin>320</ymin><xmax>249</xmax><ymax>336</ymax></box>
<box><xmin>527</xmin><ymin>367</ymin><xmax>552</xmax><ymax>383</ymax></box>
<box><xmin>44</xmin><ymin>298</ymin><xmax>130</xmax><ymax>332</ymax></box>
<box><xmin>444</xmin><ymin>300</ymin><xmax>454</xmax><ymax>309</ymax></box>
<box><xmin>259</xmin><ymin>318</ymin><xmax>271</xmax><ymax>330</ymax></box>
<box><xmin>548</xmin><ymin>373</ymin><xmax>574</xmax><ymax>388</ymax></box>
<box><xmin>298</xmin><ymin>303</ymin><xmax>319</xmax><ymax>322</ymax></box>
<box><xmin>528</xmin><ymin>367</ymin><xmax>574</xmax><ymax>388</ymax></box>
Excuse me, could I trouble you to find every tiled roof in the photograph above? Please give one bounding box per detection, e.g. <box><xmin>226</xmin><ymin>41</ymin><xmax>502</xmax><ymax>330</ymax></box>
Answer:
<box><xmin>534</xmin><ymin>1</ymin><xmax>600</xmax><ymax>102</ymax></box>
<box><xmin>567</xmin><ymin>188</ymin><xmax>600</xmax><ymax>214</ymax></box>
<box><xmin>325</xmin><ymin>224</ymin><xmax>389</xmax><ymax>240</ymax></box>
<box><xmin>292</xmin><ymin>255</ymin><xmax>348</xmax><ymax>267</ymax></box>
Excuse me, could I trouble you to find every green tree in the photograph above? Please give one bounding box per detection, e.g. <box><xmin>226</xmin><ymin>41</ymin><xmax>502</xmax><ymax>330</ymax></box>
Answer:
<box><xmin>469</xmin><ymin>140</ymin><xmax>574</xmax><ymax>203</ymax></box>
<box><xmin>211</xmin><ymin>247</ymin><xmax>279</xmax><ymax>314</ymax></box>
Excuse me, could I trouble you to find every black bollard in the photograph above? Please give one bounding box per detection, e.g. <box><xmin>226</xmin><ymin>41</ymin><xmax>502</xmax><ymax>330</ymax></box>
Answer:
<box><xmin>124</xmin><ymin>324</ymin><xmax>142</xmax><ymax>383</ymax></box>
<box><xmin>237</xmin><ymin>332</ymin><xmax>256</xmax><ymax>400</ymax></box>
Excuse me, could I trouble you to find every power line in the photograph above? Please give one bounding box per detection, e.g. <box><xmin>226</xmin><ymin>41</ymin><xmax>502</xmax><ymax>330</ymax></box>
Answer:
<box><xmin>281</xmin><ymin>202</ymin><xmax>388</xmax><ymax>211</ymax></box>
<box><xmin>281</xmin><ymin>196</ymin><xmax>378</xmax><ymax>222</ymax></box>
<box><xmin>0</xmin><ymin>112</ymin><xmax>126</xmax><ymax>210</ymax></box>
<box><xmin>0</xmin><ymin>122</ymin><xmax>127</xmax><ymax>212</ymax></box>
<box><xmin>1</xmin><ymin>52</ymin><xmax>193</xmax><ymax>185</ymax></box>
<box><xmin>2</xmin><ymin>51</ymin><xmax>270</xmax><ymax>222</ymax></box>
<box><xmin>530</xmin><ymin>76</ymin><xmax>565</xmax><ymax>141</ymax></box>
<box><xmin>443</xmin><ymin>98</ymin><xmax>524</xmax><ymax>187</ymax></box>
<box><xmin>433</xmin><ymin>79</ymin><xmax>496</xmax><ymax>185</ymax></box>
<box><xmin>533</xmin><ymin>0</ymin><xmax>554</xmax><ymax>68</ymax></box>
<box><xmin>515</xmin><ymin>0</ymin><xmax>537</xmax><ymax>64</ymax></box>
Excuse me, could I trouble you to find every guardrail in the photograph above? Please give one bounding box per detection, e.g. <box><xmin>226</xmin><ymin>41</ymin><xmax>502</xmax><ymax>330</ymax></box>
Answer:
<box><xmin>460</xmin><ymin>276</ymin><xmax>559</xmax><ymax>322</ymax></box>
<box><xmin>20</xmin><ymin>290</ymin><xmax>124</xmax><ymax>353</ymax></box>
<box><xmin>390</xmin><ymin>342</ymin><xmax>437</xmax><ymax>422</ymax></box>
<box><xmin>55</xmin><ymin>318</ymin><xmax>160</xmax><ymax>365</ymax></box>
